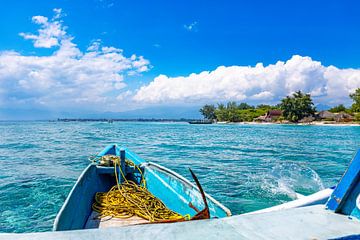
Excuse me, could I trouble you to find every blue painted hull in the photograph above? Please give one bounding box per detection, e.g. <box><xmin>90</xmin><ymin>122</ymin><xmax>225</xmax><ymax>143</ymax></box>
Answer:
<box><xmin>53</xmin><ymin>144</ymin><xmax>231</xmax><ymax>231</ymax></box>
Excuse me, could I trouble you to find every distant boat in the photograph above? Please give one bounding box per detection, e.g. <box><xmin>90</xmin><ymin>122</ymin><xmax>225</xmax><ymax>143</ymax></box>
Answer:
<box><xmin>188</xmin><ymin>120</ymin><xmax>213</xmax><ymax>124</ymax></box>
<box><xmin>53</xmin><ymin>144</ymin><xmax>231</xmax><ymax>231</ymax></box>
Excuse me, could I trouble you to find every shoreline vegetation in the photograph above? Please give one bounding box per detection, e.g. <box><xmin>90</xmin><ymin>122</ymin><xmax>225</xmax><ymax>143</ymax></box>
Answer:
<box><xmin>56</xmin><ymin>88</ymin><xmax>360</xmax><ymax>126</ymax></box>
<box><xmin>54</xmin><ymin>118</ymin><xmax>360</xmax><ymax>126</ymax></box>
<box><xmin>199</xmin><ymin>88</ymin><xmax>360</xmax><ymax>126</ymax></box>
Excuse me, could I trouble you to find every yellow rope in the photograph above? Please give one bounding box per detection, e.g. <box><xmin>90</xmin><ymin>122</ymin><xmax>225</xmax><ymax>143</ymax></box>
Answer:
<box><xmin>92</xmin><ymin>155</ymin><xmax>186</xmax><ymax>222</ymax></box>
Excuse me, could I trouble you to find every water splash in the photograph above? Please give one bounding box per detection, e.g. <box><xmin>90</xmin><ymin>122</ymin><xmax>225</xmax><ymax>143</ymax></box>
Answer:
<box><xmin>261</xmin><ymin>162</ymin><xmax>325</xmax><ymax>200</ymax></box>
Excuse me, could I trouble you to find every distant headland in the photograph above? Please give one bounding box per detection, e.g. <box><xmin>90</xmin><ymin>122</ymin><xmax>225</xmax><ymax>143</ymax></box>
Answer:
<box><xmin>198</xmin><ymin>88</ymin><xmax>360</xmax><ymax>125</ymax></box>
<box><xmin>56</xmin><ymin>118</ymin><xmax>196</xmax><ymax>123</ymax></box>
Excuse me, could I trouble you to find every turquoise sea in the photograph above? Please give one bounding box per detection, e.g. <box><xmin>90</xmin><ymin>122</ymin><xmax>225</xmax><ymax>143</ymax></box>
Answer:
<box><xmin>0</xmin><ymin>121</ymin><xmax>360</xmax><ymax>233</ymax></box>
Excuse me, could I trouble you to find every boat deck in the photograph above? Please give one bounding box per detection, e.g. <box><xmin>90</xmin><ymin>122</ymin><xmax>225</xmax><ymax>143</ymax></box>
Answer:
<box><xmin>2</xmin><ymin>205</ymin><xmax>359</xmax><ymax>239</ymax></box>
<box><xmin>84</xmin><ymin>211</ymin><xmax>149</xmax><ymax>229</ymax></box>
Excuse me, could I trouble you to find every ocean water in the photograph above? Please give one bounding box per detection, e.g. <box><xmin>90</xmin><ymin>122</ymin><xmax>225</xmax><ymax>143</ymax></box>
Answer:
<box><xmin>0</xmin><ymin>121</ymin><xmax>360</xmax><ymax>233</ymax></box>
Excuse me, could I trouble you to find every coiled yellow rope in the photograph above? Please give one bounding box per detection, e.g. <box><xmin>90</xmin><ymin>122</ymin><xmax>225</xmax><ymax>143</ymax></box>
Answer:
<box><xmin>92</xmin><ymin>156</ymin><xmax>187</xmax><ymax>222</ymax></box>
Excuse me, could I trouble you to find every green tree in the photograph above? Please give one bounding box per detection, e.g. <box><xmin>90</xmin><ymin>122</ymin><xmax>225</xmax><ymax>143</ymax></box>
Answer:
<box><xmin>199</xmin><ymin>104</ymin><xmax>216</xmax><ymax>121</ymax></box>
<box><xmin>236</xmin><ymin>109</ymin><xmax>267</xmax><ymax>121</ymax></box>
<box><xmin>226</xmin><ymin>101</ymin><xmax>239</xmax><ymax>122</ymax></box>
<box><xmin>256</xmin><ymin>104</ymin><xmax>272</xmax><ymax>110</ymax></box>
<box><xmin>350</xmin><ymin>88</ymin><xmax>360</xmax><ymax>112</ymax></box>
<box><xmin>280</xmin><ymin>91</ymin><xmax>316</xmax><ymax>122</ymax></box>
<box><xmin>215</xmin><ymin>103</ymin><xmax>227</xmax><ymax>121</ymax></box>
<box><xmin>204</xmin><ymin>102</ymin><xmax>278</xmax><ymax>122</ymax></box>
<box><xmin>238</xmin><ymin>102</ymin><xmax>254</xmax><ymax>110</ymax></box>
<box><xmin>328</xmin><ymin>104</ymin><xmax>347</xmax><ymax>113</ymax></box>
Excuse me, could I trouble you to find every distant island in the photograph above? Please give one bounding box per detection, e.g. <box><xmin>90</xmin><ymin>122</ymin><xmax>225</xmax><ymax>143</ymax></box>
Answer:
<box><xmin>57</xmin><ymin>88</ymin><xmax>360</xmax><ymax>125</ymax></box>
<box><xmin>199</xmin><ymin>88</ymin><xmax>360</xmax><ymax>125</ymax></box>
<box><xmin>57</xmin><ymin>118</ymin><xmax>197</xmax><ymax>123</ymax></box>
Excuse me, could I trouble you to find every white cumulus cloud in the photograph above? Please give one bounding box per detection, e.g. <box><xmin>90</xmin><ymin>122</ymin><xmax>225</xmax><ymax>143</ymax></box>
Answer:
<box><xmin>0</xmin><ymin>9</ymin><xmax>150</xmax><ymax>112</ymax></box>
<box><xmin>19</xmin><ymin>9</ymin><xmax>66</xmax><ymax>48</ymax></box>
<box><xmin>133</xmin><ymin>55</ymin><xmax>360</xmax><ymax>106</ymax></box>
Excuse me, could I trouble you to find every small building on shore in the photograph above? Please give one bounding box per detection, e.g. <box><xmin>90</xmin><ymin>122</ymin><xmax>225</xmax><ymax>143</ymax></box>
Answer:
<box><xmin>334</xmin><ymin>113</ymin><xmax>354</xmax><ymax>122</ymax></box>
<box><xmin>316</xmin><ymin>111</ymin><xmax>354</xmax><ymax>122</ymax></box>
<box><xmin>255</xmin><ymin>110</ymin><xmax>282</xmax><ymax>122</ymax></box>
<box><xmin>316</xmin><ymin>111</ymin><xmax>336</xmax><ymax>121</ymax></box>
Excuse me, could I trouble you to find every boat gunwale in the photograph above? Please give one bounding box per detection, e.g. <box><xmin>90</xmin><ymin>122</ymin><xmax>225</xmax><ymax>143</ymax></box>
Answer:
<box><xmin>141</xmin><ymin>162</ymin><xmax>232</xmax><ymax>217</ymax></box>
<box><xmin>53</xmin><ymin>163</ymin><xmax>95</xmax><ymax>231</ymax></box>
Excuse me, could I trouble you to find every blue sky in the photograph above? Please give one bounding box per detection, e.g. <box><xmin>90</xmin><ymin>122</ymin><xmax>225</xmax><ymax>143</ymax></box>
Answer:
<box><xmin>0</xmin><ymin>0</ymin><xmax>360</xmax><ymax>119</ymax></box>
